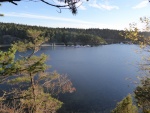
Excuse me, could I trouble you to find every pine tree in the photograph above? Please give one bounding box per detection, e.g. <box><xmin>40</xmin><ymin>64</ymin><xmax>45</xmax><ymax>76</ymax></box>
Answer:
<box><xmin>0</xmin><ymin>29</ymin><xmax>75</xmax><ymax>113</ymax></box>
<box><xmin>111</xmin><ymin>94</ymin><xmax>138</xmax><ymax>113</ymax></box>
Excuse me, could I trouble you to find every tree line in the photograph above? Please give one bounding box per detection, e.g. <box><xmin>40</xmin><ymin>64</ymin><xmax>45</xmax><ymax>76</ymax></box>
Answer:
<box><xmin>0</xmin><ymin>22</ymin><xmax>130</xmax><ymax>46</ymax></box>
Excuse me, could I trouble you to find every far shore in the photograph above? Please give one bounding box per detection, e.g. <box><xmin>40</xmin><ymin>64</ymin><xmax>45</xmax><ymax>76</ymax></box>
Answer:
<box><xmin>0</xmin><ymin>44</ymin><xmax>64</xmax><ymax>47</ymax></box>
<box><xmin>1</xmin><ymin>42</ymin><xmax>132</xmax><ymax>48</ymax></box>
<box><xmin>0</xmin><ymin>44</ymin><xmax>105</xmax><ymax>48</ymax></box>
<box><xmin>0</xmin><ymin>45</ymin><xmax>11</xmax><ymax>47</ymax></box>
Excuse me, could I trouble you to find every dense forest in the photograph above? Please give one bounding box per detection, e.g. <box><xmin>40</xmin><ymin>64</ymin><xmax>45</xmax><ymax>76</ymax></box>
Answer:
<box><xmin>0</xmin><ymin>22</ymin><xmax>129</xmax><ymax>46</ymax></box>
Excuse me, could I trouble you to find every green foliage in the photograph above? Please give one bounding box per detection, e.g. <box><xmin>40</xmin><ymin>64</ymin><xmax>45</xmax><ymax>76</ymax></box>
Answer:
<box><xmin>0</xmin><ymin>46</ymin><xmax>16</xmax><ymax>77</ymax></box>
<box><xmin>13</xmin><ymin>29</ymin><xmax>48</xmax><ymax>53</ymax></box>
<box><xmin>0</xmin><ymin>29</ymin><xmax>75</xmax><ymax>113</ymax></box>
<box><xmin>20</xmin><ymin>86</ymin><xmax>63</xmax><ymax>113</ymax></box>
<box><xmin>120</xmin><ymin>17</ymin><xmax>150</xmax><ymax>113</ymax></box>
<box><xmin>111</xmin><ymin>94</ymin><xmax>138</xmax><ymax>113</ymax></box>
<box><xmin>8</xmin><ymin>76</ymin><xmax>31</xmax><ymax>84</ymax></box>
<box><xmin>0</xmin><ymin>22</ymin><xmax>129</xmax><ymax>45</ymax></box>
<box><xmin>134</xmin><ymin>77</ymin><xmax>150</xmax><ymax>113</ymax></box>
<box><xmin>121</xmin><ymin>17</ymin><xmax>150</xmax><ymax>47</ymax></box>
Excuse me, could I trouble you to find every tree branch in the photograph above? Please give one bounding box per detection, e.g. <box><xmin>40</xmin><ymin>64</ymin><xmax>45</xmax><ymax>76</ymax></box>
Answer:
<box><xmin>0</xmin><ymin>0</ymin><xmax>81</xmax><ymax>14</ymax></box>
<box><xmin>0</xmin><ymin>0</ymin><xmax>21</xmax><ymax>5</ymax></box>
<box><xmin>41</xmin><ymin>0</ymin><xmax>75</xmax><ymax>8</ymax></box>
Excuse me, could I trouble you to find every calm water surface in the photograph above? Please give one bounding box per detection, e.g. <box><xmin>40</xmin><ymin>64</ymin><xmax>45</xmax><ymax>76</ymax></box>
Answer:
<box><xmin>0</xmin><ymin>44</ymin><xmax>143</xmax><ymax>113</ymax></box>
<box><xmin>38</xmin><ymin>44</ymin><xmax>143</xmax><ymax>113</ymax></box>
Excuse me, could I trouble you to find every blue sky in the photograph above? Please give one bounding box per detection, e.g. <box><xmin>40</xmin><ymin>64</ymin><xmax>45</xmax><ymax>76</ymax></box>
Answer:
<box><xmin>0</xmin><ymin>0</ymin><xmax>150</xmax><ymax>30</ymax></box>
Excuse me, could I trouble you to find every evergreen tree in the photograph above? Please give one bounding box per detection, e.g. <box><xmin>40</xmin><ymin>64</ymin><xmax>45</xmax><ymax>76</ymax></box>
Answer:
<box><xmin>111</xmin><ymin>94</ymin><xmax>138</xmax><ymax>113</ymax></box>
<box><xmin>0</xmin><ymin>29</ymin><xmax>75</xmax><ymax>113</ymax></box>
<box><xmin>134</xmin><ymin>77</ymin><xmax>150</xmax><ymax>113</ymax></box>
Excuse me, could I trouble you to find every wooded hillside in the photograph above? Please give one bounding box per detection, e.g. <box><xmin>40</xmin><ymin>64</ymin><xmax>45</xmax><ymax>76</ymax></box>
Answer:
<box><xmin>0</xmin><ymin>22</ymin><xmax>128</xmax><ymax>46</ymax></box>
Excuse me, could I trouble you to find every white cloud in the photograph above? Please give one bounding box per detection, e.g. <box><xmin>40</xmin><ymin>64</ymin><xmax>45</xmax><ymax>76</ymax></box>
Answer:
<box><xmin>4</xmin><ymin>12</ymin><xmax>98</xmax><ymax>25</ymax></box>
<box><xmin>132</xmin><ymin>0</ymin><xmax>149</xmax><ymax>9</ymax></box>
<box><xmin>88</xmin><ymin>0</ymin><xmax>119</xmax><ymax>10</ymax></box>
<box><xmin>78</xmin><ymin>5</ymin><xmax>87</xmax><ymax>10</ymax></box>
<box><xmin>3</xmin><ymin>12</ymin><xmax>115</xmax><ymax>29</ymax></box>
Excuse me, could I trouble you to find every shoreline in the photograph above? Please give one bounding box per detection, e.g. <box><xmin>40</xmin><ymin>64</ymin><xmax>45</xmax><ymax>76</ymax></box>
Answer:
<box><xmin>0</xmin><ymin>43</ymin><xmax>132</xmax><ymax>48</ymax></box>
<box><xmin>0</xmin><ymin>45</ymin><xmax>11</xmax><ymax>47</ymax></box>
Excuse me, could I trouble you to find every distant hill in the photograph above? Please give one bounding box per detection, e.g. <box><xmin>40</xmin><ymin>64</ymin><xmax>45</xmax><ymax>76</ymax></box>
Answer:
<box><xmin>0</xmin><ymin>22</ymin><xmax>129</xmax><ymax>46</ymax></box>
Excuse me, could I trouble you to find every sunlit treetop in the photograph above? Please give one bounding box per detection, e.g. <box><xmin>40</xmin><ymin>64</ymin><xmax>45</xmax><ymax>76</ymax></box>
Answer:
<box><xmin>0</xmin><ymin>0</ymin><xmax>89</xmax><ymax>14</ymax></box>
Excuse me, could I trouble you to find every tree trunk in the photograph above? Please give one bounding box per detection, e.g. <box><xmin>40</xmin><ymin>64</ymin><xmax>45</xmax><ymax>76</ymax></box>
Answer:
<box><xmin>30</xmin><ymin>73</ymin><xmax>37</xmax><ymax>113</ymax></box>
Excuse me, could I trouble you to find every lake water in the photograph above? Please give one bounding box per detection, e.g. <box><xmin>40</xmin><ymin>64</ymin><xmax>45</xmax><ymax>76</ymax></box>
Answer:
<box><xmin>0</xmin><ymin>44</ymin><xmax>144</xmax><ymax>113</ymax></box>
<box><xmin>38</xmin><ymin>44</ymin><xmax>143</xmax><ymax>113</ymax></box>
